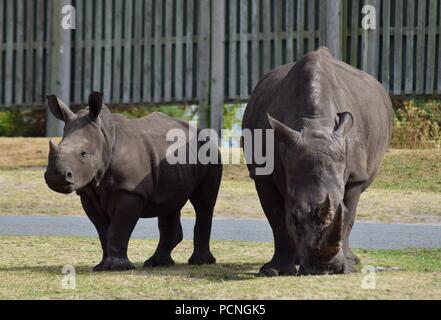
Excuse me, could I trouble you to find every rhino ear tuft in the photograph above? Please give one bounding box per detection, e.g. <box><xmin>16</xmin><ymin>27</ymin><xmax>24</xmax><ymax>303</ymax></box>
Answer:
<box><xmin>267</xmin><ymin>114</ymin><xmax>301</xmax><ymax>147</ymax></box>
<box><xmin>334</xmin><ymin>112</ymin><xmax>353</xmax><ymax>137</ymax></box>
<box><xmin>88</xmin><ymin>92</ymin><xmax>104</xmax><ymax>121</ymax></box>
<box><xmin>47</xmin><ymin>95</ymin><xmax>75</xmax><ymax>122</ymax></box>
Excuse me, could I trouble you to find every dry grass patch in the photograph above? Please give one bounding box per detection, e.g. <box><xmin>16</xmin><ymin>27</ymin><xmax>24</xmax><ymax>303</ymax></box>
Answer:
<box><xmin>1</xmin><ymin>139</ymin><xmax>441</xmax><ymax>223</ymax></box>
<box><xmin>0</xmin><ymin>138</ymin><xmax>60</xmax><ymax>169</ymax></box>
<box><xmin>1</xmin><ymin>168</ymin><xmax>441</xmax><ymax>223</ymax></box>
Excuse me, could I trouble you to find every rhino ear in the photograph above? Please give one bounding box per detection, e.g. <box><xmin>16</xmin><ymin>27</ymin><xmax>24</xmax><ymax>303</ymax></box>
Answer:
<box><xmin>334</xmin><ymin>112</ymin><xmax>353</xmax><ymax>137</ymax></box>
<box><xmin>47</xmin><ymin>95</ymin><xmax>75</xmax><ymax>122</ymax></box>
<box><xmin>88</xmin><ymin>92</ymin><xmax>104</xmax><ymax>121</ymax></box>
<box><xmin>267</xmin><ymin>114</ymin><xmax>301</xmax><ymax>147</ymax></box>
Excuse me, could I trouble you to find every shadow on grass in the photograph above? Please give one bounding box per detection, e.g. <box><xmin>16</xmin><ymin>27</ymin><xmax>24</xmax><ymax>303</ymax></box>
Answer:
<box><xmin>0</xmin><ymin>262</ymin><xmax>263</xmax><ymax>282</ymax></box>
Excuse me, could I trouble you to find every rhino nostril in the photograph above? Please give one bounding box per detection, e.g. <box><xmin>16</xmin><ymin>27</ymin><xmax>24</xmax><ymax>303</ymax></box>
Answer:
<box><xmin>65</xmin><ymin>171</ymin><xmax>74</xmax><ymax>183</ymax></box>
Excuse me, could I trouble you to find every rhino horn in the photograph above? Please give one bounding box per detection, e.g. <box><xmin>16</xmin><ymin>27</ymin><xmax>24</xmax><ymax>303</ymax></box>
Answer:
<box><xmin>321</xmin><ymin>203</ymin><xmax>343</xmax><ymax>250</ymax></box>
<box><xmin>319</xmin><ymin>194</ymin><xmax>333</xmax><ymax>220</ymax></box>
<box><xmin>49</xmin><ymin>139</ymin><xmax>59</xmax><ymax>154</ymax></box>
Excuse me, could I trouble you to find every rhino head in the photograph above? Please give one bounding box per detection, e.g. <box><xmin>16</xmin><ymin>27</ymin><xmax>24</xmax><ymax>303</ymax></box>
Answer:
<box><xmin>44</xmin><ymin>92</ymin><xmax>115</xmax><ymax>194</ymax></box>
<box><xmin>268</xmin><ymin>112</ymin><xmax>354</xmax><ymax>275</ymax></box>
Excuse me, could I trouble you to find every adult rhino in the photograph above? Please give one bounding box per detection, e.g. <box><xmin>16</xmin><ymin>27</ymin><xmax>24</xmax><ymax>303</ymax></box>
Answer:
<box><xmin>242</xmin><ymin>48</ymin><xmax>393</xmax><ymax>276</ymax></box>
<box><xmin>44</xmin><ymin>92</ymin><xmax>222</xmax><ymax>271</ymax></box>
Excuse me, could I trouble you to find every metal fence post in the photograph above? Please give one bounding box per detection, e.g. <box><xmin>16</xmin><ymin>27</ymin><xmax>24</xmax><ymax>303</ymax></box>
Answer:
<box><xmin>210</xmin><ymin>0</ymin><xmax>225</xmax><ymax>138</ymax></box>
<box><xmin>326</xmin><ymin>0</ymin><xmax>342</xmax><ymax>58</ymax></box>
<box><xmin>197</xmin><ymin>0</ymin><xmax>211</xmax><ymax>129</ymax></box>
<box><xmin>363</xmin><ymin>0</ymin><xmax>380</xmax><ymax>78</ymax></box>
<box><xmin>46</xmin><ymin>0</ymin><xmax>72</xmax><ymax>137</ymax></box>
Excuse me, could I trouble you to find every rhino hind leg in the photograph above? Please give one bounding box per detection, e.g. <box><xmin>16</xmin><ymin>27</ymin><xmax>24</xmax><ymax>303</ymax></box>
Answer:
<box><xmin>188</xmin><ymin>165</ymin><xmax>222</xmax><ymax>265</ymax></box>
<box><xmin>255</xmin><ymin>180</ymin><xmax>299</xmax><ymax>277</ymax></box>
<box><xmin>144</xmin><ymin>212</ymin><xmax>183</xmax><ymax>268</ymax></box>
<box><xmin>187</xmin><ymin>198</ymin><xmax>217</xmax><ymax>265</ymax></box>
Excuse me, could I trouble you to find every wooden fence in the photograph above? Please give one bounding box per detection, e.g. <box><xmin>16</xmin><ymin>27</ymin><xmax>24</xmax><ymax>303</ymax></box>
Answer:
<box><xmin>0</xmin><ymin>0</ymin><xmax>210</xmax><ymax>107</ymax></box>
<box><xmin>0</xmin><ymin>0</ymin><xmax>440</xmax><ymax>136</ymax></box>
<box><xmin>223</xmin><ymin>0</ymin><xmax>441</xmax><ymax>100</ymax></box>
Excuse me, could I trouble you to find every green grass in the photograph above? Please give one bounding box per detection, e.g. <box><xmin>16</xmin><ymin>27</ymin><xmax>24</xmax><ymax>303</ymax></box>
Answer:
<box><xmin>0</xmin><ymin>236</ymin><xmax>439</xmax><ymax>299</ymax></box>
<box><xmin>372</xmin><ymin>149</ymin><xmax>441</xmax><ymax>193</ymax></box>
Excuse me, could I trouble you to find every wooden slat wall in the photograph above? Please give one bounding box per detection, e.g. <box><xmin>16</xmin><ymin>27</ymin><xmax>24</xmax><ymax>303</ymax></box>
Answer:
<box><xmin>224</xmin><ymin>0</ymin><xmax>323</xmax><ymax>101</ymax></box>
<box><xmin>1</xmin><ymin>0</ymin><xmax>441</xmax><ymax>110</ymax></box>
<box><xmin>0</xmin><ymin>0</ymin><xmax>3</xmax><ymax>105</ymax></box>
<box><xmin>342</xmin><ymin>0</ymin><xmax>440</xmax><ymax>97</ymax></box>
<box><xmin>0</xmin><ymin>0</ymin><xmax>52</xmax><ymax>107</ymax></box>
<box><xmin>70</xmin><ymin>0</ymin><xmax>200</xmax><ymax>106</ymax></box>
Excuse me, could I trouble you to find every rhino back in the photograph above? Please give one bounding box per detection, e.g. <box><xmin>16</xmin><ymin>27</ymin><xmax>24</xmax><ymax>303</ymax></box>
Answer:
<box><xmin>104</xmin><ymin>112</ymin><xmax>207</xmax><ymax>206</ymax></box>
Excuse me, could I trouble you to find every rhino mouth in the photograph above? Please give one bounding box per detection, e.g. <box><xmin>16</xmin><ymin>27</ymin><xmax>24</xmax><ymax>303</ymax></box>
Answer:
<box><xmin>298</xmin><ymin>262</ymin><xmax>345</xmax><ymax>275</ymax></box>
<box><xmin>46</xmin><ymin>182</ymin><xmax>75</xmax><ymax>194</ymax></box>
<box><xmin>298</xmin><ymin>250</ymin><xmax>346</xmax><ymax>275</ymax></box>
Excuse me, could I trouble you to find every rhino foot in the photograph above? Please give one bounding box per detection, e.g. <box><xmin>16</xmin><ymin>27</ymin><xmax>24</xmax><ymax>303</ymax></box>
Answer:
<box><xmin>93</xmin><ymin>260</ymin><xmax>105</xmax><ymax>272</ymax></box>
<box><xmin>259</xmin><ymin>262</ymin><xmax>297</xmax><ymax>277</ymax></box>
<box><xmin>343</xmin><ymin>258</ymin><xmax>358</xmax><ymax>274</ymax></box>
<box><xmin>188</xmin><ymin>252</ymin><xmax>216</xmax><ymax>265</ymax></box>
<box><xmin>347</xmin><ymin>253</ymin><xmax>361</xmax><ymax>265</ymax></box>
<box><xmin>94</xmin><ymin>257</ymin><xmax>135</xmax><ymax>272</ymax></box>
<box><xmin>143</xmin><ymin>254</ymin><xmax>175</xmax><ymax>268</ymax></box>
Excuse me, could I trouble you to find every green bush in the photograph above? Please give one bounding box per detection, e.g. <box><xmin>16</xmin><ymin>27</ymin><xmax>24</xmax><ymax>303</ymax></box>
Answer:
<box><xmin>391</xmin><ymin>100</ymin><xmax>441</xmax><ymax>149</ymax></box>
<box><xmin>0</xmin><ymin>110</ymin><xmax>45</xmax><ymax>137</ymax></box>
<box><xmin>2</xmin><ymin>100</ymin><xmax>441</xmax><ymax>150</ymax></box>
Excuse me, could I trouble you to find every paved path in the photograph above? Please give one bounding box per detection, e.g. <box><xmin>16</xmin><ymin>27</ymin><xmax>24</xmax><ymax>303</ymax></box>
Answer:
<box><xmin>0</xmin><ymin>215</ymin><xmax>440</xmax><ymax>249</ymax></box>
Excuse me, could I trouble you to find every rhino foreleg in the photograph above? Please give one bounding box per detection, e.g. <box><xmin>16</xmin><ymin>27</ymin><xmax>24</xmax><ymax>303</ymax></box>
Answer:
<box><xmin>342</xmin><ymin>184</ymin><xmax>364</xmax><ymax>271</ymax></box>
<box><xmin>95</xmin><ymin>193</ymin><xmax>142</xmax><ymax>271</ymax></box>
<box><xmin>80</xmin><ymin>195</ymin><xmax>110</xmax><ymax>271</ymax></box>
<box><xmin>255</xmin><ymin>180</ymin><xmax>298</xmax><ymax>277</ymax></box>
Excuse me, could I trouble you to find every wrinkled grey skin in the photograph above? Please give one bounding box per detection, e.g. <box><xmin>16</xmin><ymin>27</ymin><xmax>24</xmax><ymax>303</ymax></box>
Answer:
<box><xmin>242</xmin><ymin>48</ymin><xmax>393</xmax><ymax>276</ymax></box>
<box><xmin>45</xmin><ymin>92</ymin><xmax>222</xmax><ymax>271</ymax></box>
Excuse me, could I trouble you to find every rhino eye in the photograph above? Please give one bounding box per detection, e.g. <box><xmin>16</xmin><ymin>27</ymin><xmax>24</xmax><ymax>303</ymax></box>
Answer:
<box><xmin>80</xmin><ymin>151</ymin><xmax>87</xmax><ymax>158</ymax></box>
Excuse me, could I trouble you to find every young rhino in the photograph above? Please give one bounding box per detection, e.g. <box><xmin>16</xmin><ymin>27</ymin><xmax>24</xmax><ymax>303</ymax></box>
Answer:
<box><xmin>44</xmin><ymin>92</ymin><xmax>222</xmax><ymax>271</ymax></box>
